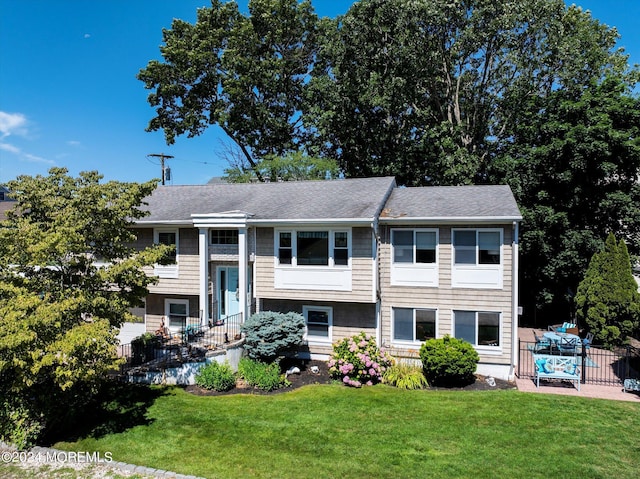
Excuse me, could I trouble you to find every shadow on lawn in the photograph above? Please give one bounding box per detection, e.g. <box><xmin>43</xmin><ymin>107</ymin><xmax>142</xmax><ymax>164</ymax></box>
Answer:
<box><xmin>43</xmin><ymin>380</ymin><xmax>167</xmax><ymax>445</ymax></box>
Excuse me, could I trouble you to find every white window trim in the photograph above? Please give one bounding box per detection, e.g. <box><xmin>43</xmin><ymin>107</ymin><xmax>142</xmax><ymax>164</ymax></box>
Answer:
<box><xmin>275</xmin><ymin>228</ymin><xmax>352</xmax><ymax>268</ymax></box>
<box><xmin>452</xmin><ymin>310</ymin><xmax>502</xmax><ymax>353</ymax></box>
<box><xmin>390</xmin><ymin>228</ymin><xmax>439</xmax><ymax>287</ymax></box>
<box><xmin>154</xmin><ymin>228</ymin><xmax>179</xmax><ymax>279</ymax></box>
<box><xmin>391</xmin><ymin>307</ymin><xmax>438</xmax><ymax>346</ymax></box>
<box><xmin>451</xmin><ymin>228</ymin><xmax>503</xmax><ymax>289</ymax></box>
<box><xmin>391</xmin><ymin>228</ymin><xmax>439</xmax><ymax>265</ymax></box>
<box><xmin>303</xmin><ymin>305</ymin><xmax>333</xmax><ymax>344</ymax></box>
<box><xmin>452</xmin><ymin>228</ymin><xmax>502</xmax><ymax>267</ymax></box>
<box><xmin>164</xmin><ymin>298</ymin><xmax>189</xmax><ymax>333</ymax></box>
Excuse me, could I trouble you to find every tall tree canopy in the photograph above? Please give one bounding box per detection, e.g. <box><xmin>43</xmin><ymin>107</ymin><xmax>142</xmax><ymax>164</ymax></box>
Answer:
<box><xmin>139</xmin><ymin>0</ymin><xmax>639</xmax><ymax>324</ymax></box>
<box><xmin>0</xmin><ymin>168</ymin><xmax>168</xmax><ymax>446</ymax></box>
<box><xmin>138</xmin><ymin>0</ymin><xmax>321</xmax><ymax>177</ymax></box>
<box><xmin>494</xmin><ymin>74</ymin><xmax>640</xmax><ymax>321</ymax></box>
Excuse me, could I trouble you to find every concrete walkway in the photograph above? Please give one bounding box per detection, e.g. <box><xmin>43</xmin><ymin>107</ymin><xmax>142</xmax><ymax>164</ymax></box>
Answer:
<box><xmin>516</xmin><ymin>328</ymin><xmax>640</xmax><ymax>403</ymax></box>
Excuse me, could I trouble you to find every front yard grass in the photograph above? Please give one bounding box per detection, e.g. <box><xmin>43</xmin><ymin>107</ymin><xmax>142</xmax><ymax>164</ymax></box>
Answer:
<box><xmin>54</xmin><ymin>384</ymin><xmax>640</xmax><ymax>479</ymax></box>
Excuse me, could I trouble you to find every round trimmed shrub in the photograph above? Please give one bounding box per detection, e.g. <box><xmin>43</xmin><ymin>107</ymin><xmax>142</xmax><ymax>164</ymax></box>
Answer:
<box><xmin>328</xmin><ymin>332</ymin><xmax>393</xmax><ymax>387</ymax></box>
<box><xmin>419</xmin><ymin>335</ymin><xmax>479</xmax><ymax>386</ymax></box>
<box><xmin>241</xmin><ymin>311</ymin><xmax>305</xmax><ymax>362</ymax></box>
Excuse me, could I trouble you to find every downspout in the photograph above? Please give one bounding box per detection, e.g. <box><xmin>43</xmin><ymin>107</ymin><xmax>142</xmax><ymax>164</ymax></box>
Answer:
<box><xmin>372</xmin><ymin>219</ymin><xmax>382</xmax><ymax>347</ymax></box>
<box><xmin>511</xmin><ymin>221</ymin><xmax>520</xmax><ymax>379</ymax></box>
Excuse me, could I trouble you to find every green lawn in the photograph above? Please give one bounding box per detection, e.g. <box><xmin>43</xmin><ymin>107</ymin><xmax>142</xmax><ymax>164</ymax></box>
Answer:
<box><xmin>54</xmin><ymin>384</ymin><xmax>640</xmax><ymax>479</ymax></box>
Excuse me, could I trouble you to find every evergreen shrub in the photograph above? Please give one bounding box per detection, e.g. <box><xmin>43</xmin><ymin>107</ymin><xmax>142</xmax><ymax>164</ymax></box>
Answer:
<box><xmin>419</xmin><ymin>335</ymin><xmax>479</xmax><ymax>386</ymax></box>
<box><xmin>241</xmin><ymin>311</ymin><xmax>305</xmax><ymax>362</ymax></box>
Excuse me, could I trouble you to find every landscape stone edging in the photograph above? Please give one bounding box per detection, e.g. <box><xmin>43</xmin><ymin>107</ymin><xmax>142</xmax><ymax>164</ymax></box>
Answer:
<box><xmin>1</xmin><ymin>441</ymin><xmax>206</xmax><ymax>479</ymax></box>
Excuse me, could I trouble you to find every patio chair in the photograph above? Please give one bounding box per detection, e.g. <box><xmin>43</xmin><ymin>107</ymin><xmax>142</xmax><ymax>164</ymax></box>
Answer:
<box><xmin>557</xmin><ymin>336</ymin><xmax>578</xmax><ymax>355</ymax></box>
<box><xmin>533</xmin><ymin>332</ymin><xmax>551</xmax><ymax>353</ymax></box>
<box><xmin>582</xmin><ymin>332</ymin><xmax>594</xmax><ymax>350</ymax></box>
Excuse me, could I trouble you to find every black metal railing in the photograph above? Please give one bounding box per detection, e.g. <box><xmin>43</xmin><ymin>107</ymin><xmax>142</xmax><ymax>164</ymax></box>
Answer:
<box><xmin>518</xmin><ymin>340</ymin><xmax>639</xmax><ymax>386</ymax></box>
<box><xmin>117</xmin><ymin>312</ymin><xmax>244</xmax><ymax>374</ymax></box>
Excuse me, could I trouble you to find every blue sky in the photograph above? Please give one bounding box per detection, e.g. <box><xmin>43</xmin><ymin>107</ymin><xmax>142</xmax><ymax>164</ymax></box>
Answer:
<box><xmin>1</xmin><ymin>1</ymin><xmax>638</xmax><ymax>186</ymax></box>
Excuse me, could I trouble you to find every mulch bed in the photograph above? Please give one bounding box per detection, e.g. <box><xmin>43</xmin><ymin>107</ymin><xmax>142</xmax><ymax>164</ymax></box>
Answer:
<box><xmin>184</xmin><ymin>359</ymin><xmax>516</xmax><ymax>396</ymax></box>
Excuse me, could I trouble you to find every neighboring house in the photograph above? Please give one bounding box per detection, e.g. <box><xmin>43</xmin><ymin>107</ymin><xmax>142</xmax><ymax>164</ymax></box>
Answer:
<box><xmin>0</xmin><ymin>186</ymin><xmax>17</xmax><ymax>221</ymax></box>
<box><xmin>132</xmin><ymin>176</ymin><xmax>522</xmax><ymax>380</ymax></box>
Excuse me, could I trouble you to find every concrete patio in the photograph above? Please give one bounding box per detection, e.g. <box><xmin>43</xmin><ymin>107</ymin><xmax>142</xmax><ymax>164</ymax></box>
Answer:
<box><xmin>516</xmin><ymin>327</ymin><xmax>640</xmax><ymax>402</ymax></box>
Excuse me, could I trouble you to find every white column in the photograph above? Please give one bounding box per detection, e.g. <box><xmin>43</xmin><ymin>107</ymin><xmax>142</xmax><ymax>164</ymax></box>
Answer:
<box><xmin>199</xmin><ymin>228</ymin><xmax>209</xmax><ymax>325</ymax></box>
<box><xmin>238</xmin><ymin>227</ymin><xmax>247</xmax><ymax>323</ymax></box>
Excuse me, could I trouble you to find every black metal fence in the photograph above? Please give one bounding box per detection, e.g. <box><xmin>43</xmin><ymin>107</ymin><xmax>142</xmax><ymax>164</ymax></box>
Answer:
<box><xmin>117</xmin><ymin>312</ymin><xmax>244</xmax><ymax>373</ymax></box>
<box><xmin>517</xmin><ymin>340</ymin><xmax>640</xmax><ymax>386</ymax></box>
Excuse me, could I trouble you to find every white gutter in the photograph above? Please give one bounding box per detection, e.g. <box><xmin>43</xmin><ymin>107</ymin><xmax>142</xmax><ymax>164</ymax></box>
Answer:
<box><xmin>247</xmin><ymin>218</ymin><xmax>375</xmax><ymax>226</ymax></box>
<box><xmin>371</xmin><ymin>219</ymin><xmax>381</xmax><ymax>347</ymax></box>
<box><xmin>380</xmin><ymin>216</ymin><xmax>523</xmax><ymax>224</ymax></box>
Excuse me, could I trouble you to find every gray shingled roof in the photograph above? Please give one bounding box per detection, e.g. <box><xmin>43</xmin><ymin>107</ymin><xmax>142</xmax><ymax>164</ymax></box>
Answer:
<box><xmin>139</xmin><ymin>176</ymin><xmax>397</xmax><ymax>223</ymax></box>
<box><xmin>381</xmin><ymin>185</ymin><xmax>521</xmax><ymax>221</ymax></box>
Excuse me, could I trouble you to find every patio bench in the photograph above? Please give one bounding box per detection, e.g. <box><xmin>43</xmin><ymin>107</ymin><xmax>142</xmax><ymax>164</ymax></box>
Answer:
<box><xmin>532</xmin><ymin>353</ymin><xmax>581</xmax><ymax>391</ymax></box>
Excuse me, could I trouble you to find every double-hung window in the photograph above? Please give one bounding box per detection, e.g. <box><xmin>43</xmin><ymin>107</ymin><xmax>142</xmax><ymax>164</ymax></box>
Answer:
<box><xmin>393</xmin><ymin>308</ymin><xmax>436</xmax><ymax>343</ymax></box>
<box><xmin>154</xmin><ymin>229</ymin><xmax>178</xmax><ymax>278</ymax></box>
<box><xmin>303</xmin><ymin>305</ymin><xmax>332</xmax><ymax>343</ymax></box>
<box><xmin>454</xmin><ymin>310</ymin><xmax>500</xmax><ymax>348</ymax></box>
<box><xmin>165</xmin><ymin>298</ymin><xmax>189</xmax><ymax>332</ymax></box>
<box><xmin>390</xmin><ymin>229</ymin><xmax>438</xmax><ymax>286</ymax></box>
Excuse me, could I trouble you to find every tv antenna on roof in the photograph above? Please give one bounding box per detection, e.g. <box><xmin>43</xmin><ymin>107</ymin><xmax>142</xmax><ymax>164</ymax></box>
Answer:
<box><xmin>147</xmin><ymin>153</ymin><xmax>174</xmax><ymax>185</ymax></box>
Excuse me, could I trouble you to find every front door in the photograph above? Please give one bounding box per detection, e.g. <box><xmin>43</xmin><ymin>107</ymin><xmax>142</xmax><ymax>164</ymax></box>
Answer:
<box><xmin>217</xmin><ymin>266</ymin><xmax>239</xmax><ymax>320</ymax></box>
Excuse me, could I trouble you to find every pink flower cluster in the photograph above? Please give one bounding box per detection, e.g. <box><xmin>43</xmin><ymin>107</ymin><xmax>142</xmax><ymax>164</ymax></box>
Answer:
<box><xmin>328</xmin><ymin>332</ymin><xmax>393</xmax><ymax>388</ymax></box>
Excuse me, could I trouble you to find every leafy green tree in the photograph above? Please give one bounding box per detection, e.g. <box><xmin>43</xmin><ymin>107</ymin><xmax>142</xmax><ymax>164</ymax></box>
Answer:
<box><xmin>138</xmin><ymin>0</ymin><xmax>321</xmax><ymax>178</ymax></box>
<box><xmin>139</xmin><ymin>0</ymin><xmax>639</xmax><ymax>321</ymax></box>
<box><xmin>224</xmin><ymin>152</ymin><xmax>339</xmax><ymax>182</ymax></box>
<box><xmin>307</xmin><ymin>0</ymin><xmax>630</xmax><ymax>186</ymax></box>
<box><xmin>0</xmin><ymin>168</ymin><xmax>168</xmax><ymax>446</ymax></box>
<box><xmin>575</xmin><ymin>233</ymin><xmax>640</xmax><ymax>347</ymax></box>
<box><xmin>493</xmin><ymin>73</ymin><xmax>640</xmax><ymax>323</ymax></box>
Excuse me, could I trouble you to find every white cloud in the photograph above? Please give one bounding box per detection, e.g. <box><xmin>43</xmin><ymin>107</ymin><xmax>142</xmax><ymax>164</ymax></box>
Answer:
<box><xmin>0</xmin><ymin>111</ymin><xmax>28</xmax><ymax>138</ymax></box>
<box><xmin>67</xmin><ymin>140</ymin><xmax>81</xmax><ymax>147</ymax></box>
<box><xmin>84</xmin><ymin>33</ymin><xmax>91</xmax><ymax>39</ymax></box>
<box><xmin>23</xmin><ymin>153</ymin><xmax>54</xmax><ymax>165</ymax></box>
<box><xmin>0</xmin><ymin>142</ymin><xmax>21</xmax><ymax>154</ymax></box>
<box><xmin>0</xmin><ymin>141</ymin><xmax>54</xmax><ymax>165</ymax></box>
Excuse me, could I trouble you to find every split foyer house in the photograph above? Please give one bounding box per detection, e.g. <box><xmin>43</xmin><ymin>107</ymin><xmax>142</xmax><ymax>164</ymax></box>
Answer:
<box><xmin>132</xmin><ymin>176</ymin><xmax>522</xmax><ymax>380</ymax></box>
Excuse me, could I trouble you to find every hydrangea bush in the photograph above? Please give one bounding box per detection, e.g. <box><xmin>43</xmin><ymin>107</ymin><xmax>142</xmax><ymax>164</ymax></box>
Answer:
<box><xmin>328</xmin><ymin>332</ymin><xmax>392</xmax><ymax>387</ymax></box>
